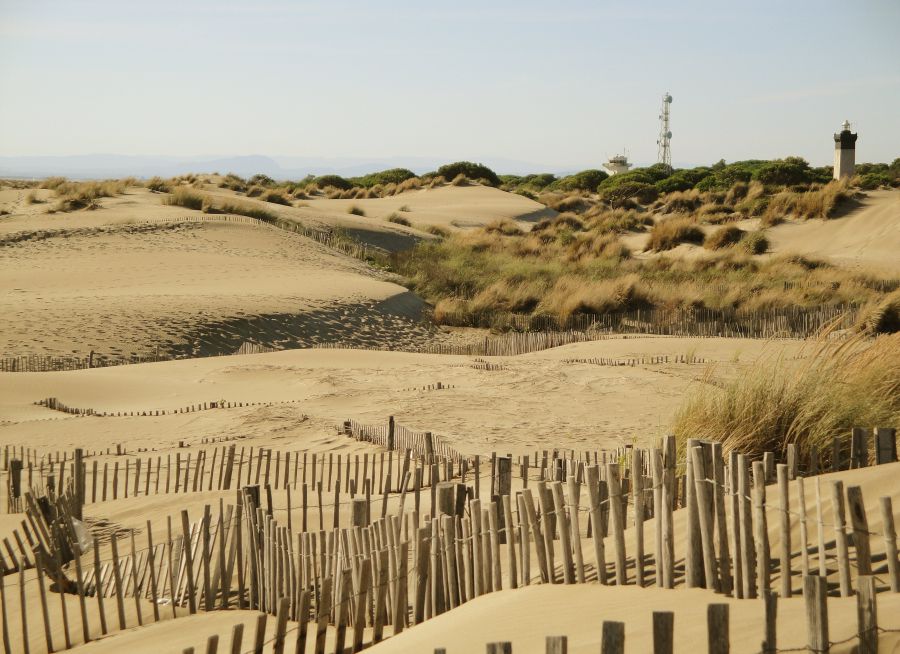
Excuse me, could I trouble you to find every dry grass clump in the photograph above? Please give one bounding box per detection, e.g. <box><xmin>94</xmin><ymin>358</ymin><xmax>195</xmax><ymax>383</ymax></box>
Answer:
<box><xmin>741</xmin><ymin>231</ymin><xmax>769</xmax><ymax>255</ymax></box>
<box><xmin>145</xmin><ymin>177</ymin><xmax>171</xmax><ymax>193</ymax></box>
<box><xmin>50</xmin><ymin>180</ymin><xmax>128</xmax><ymax>212</ymax></box>
<box><xmin>24</xmin><ymin>191</ymin><xmax>40</xmax><ymax>205</ymax></box>
<box><xmin>262</xmin><ymin>190</ymin><xmax>292</xmax><ymax>205</ymax></box>
<box><xmin>426</xmin><ymin>225</ymin><xmax>450</xmax><ymax>237</ymax></box>
<box><xmin>646</xmin><ymin>216</ymin><xmax>704</xmax><ymax>251</ymax></box>
<box><xmin>537</xmin><ymin>274</ymin><xmax>651</xmax><ymax>320</ymax></box>
<box><xmin>164</xmin><ymin>188</ymin><xmax>204</xmax><ymax>210</ymax></box>
<box><xmin>165</xmin><ymin>188</ymin><xmax>278</xmax><ymax>222</ymax></box>
<box><xmin>761</xmin><ymin>179</ymin><xmax>850</xmax><ymax>226</ymax></box>
<box><xmin>859</xmin><ymin>290</ymin><xmax>900</xmax><ymax>334</ymax></box>
<box><xmin>673</xmin><ymin>332</ymin><xmax>900</xmax><ymax>463</ymax></box>
<box><xmin>347</xmin><ymin>205</ymin><xmax>366</xmax><ymax>216</ymax></box>
<box><xmin>387</xmin><ymin>213</ymin><xmax>411</xmax><ymax>226</ymax></box>
<box><xmin>483</xmin><ymin>219</ymin><xmax>523</xmax><ymax>236</ymax></box>
<box><xmin>704</xmin><ymin>225</ymin><xmax>744</xmax><ymax>250</ymax></box>
<box><xmin>450</xmin><ymin>174</ymin><xmax>469</xmax><ymax>186</ymax></box>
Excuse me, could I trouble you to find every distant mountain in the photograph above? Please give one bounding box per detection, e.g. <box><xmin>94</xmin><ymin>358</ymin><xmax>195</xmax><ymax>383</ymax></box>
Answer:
<box><xmin>0</xmin><ymin>154</ymin><xmax>622</xmax><ymax>180</ymax></box>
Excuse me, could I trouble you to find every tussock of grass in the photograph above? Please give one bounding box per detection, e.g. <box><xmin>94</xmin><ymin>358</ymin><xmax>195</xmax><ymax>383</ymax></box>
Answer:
<box><xmin>262</xmin><ymin>190</ymin><xmax>292</xmax><ymax>206</ymax></box>
<box><xmin>762</xmin><ymin>179</ymin><xmax>850</xmax><ymax>226</ymax></box>
<box><xmin>348</xmin><ymin>205</ymin><xmax>365</xmax><ymax>216</ymax></box>
<box><xmin>860</xmin><ymin>290</ymin><xmax>900</xmax><ymax>334</ymax></box>
<box><xmin>673</xmin><ymin>332</ymin><xmax>900</xmax><ymax>463</ymax></box>
<box><xmin>165</xmin><ymin>188</ymin><xmax>204</xmax><ymax>211</ymax></box>
<box><xmin>704</xmin><ymin>225</ymin><xmax>744</xmax><ymax>250</ymax></box>
<box><xmin>50</xmin><ymin>180</ymin><xmax>127</xmax><ymax>212</ymax></box>
<box><xmin>165</xmin><ymin>188</ymin><xmax>278</xmax><ymax>222</ymax></box>
<box><xmin>146</xmin><ymin>177</ymin><xmax>170</xmax><ymax>193</ymax></box>
<box><xmin>646</xmin><ymin>217</ymin><xmax>704</xmax><ymax>251</ymax></box>
<box><xmin>741</xmin><ymin>231</ymin><xmax>769</xmax><ymax>255</ymax></box>
<box><xmin>387</xmin><ymin>213</ymin><xmax>411</xmax><ymax>226</ymax></box>
<box><xmin>426</xmin><ymin>225</ymin><xmax>450</xmax><ymax>238</ymax></box>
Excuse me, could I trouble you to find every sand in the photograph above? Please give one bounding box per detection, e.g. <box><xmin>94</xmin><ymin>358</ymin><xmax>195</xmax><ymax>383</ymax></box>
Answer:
<box><xmin>765</xmin><ymin>189</ymin><xmax>900</xmax><ymax>273</ymax></box>
<box><xmin>0</xmin><ymin>337</ymin><xmax>804</xmax><ymax>456</ymax></box>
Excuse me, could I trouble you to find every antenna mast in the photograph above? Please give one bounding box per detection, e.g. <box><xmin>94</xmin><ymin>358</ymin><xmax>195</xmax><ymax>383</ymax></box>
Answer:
<box><xmin>657</xmin><ymin>92</ymin><xmax>673</xmax><ymax>169</ymax></box>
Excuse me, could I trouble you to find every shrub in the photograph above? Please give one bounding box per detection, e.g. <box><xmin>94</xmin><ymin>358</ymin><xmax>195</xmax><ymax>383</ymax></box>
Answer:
<box><xmin>387</xmin><ymin>213</ymin><xmax>411</xmax><ymax>226</ymax></box>
<box><xmin>554</xmin><ymin>169</ymin><xmax>609</xmax><ymax>192</ymax></box>
<box><xmin>704</xmin><ymin>225</ymin><xmax>744</xmax><ymax>250</ymax></box>
<box><xmin>855</xmin><ymin>172</ymin><xmax>892</xmax><ymax>190</ymax></box>
<box><xmin>348</xmin><ymin>205</ymin><xmax>365</xmax><ymax>216</ymax></box>
<box><xmin>313</xmin><ymin>175</ymin><xmax>352</xmax><ymax>190</ymax></box>
<box><xmin>741</xmin><ymin>231</ymin><xmax>769</xmax><ymax>255</ymax></box>
<box><xmin>599</xmin><ymin>181</ymin><xmax>658</xmax><ymax>207</ymax></box>
<box><xmin>646</xmin><ymin>217</ymin><xmax>704</xmax><ymax>251</ymax></box>
<box><xmin>248</xmin><ymin>174</ymin><xmax>276</xmax><ymax>187</ymax></box>
<box><xmin>350</xmin><ymin>168</ymin><xmax>417</xmax><ymax>188</ymax></box>
<box><xmin>24</xmin><ymin>191</ymin><xmax>38</xmax><ymax>204</ymax></box>
<box><xmin>434</xmin><ymin>162</ymin><xmax>501</xmax><ymax>187</ymax></box>
<box><xmin>673</xmin><ymin>332</ymin><xmax>900</xmax><ymax>463</ymax></box>
<box><xmin>752</xmin><ymin>157</ymin><xmax>815</xmax><ymax>186</ymax></box>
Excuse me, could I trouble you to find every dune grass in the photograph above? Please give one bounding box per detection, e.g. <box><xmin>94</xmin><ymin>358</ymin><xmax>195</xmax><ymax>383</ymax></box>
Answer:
<box><xmin>387</xmin><ymin>213</ymin><xmax>411</xmax><ymax>226</ymax></box>
<box><xmin>646</xmin><ymin>217</ymin><xmax>704</xmax><ymax>251</ymax></box>
<box><xmin>704</xmin><ymin>225</ymin><xmax>744</xmax><ymax>250</ymax></box>
<box><xmin>761</xmin><ymin>179</ymin><xmax>850</xmax><ymax>226</ymax></box>
<box><xmin>390</xmin><ymin>210</ymin><xmax>896</xmax><ymax>325</ymax></box>
<box><xmin>348</xmin><ymin>205</ymin><xmax>366</xmax><ymax>216</ymax></box>
<box><xmin>165</xmin><ymin>188</ymin><xmax>279</xmax><ymax>222</ymax></box>
<box><xmin>49</xmin><ymin>179</ymin><xmax>129</xmax><ymax>212</ymax></box>
<box><xmin>673</xmin><ymin>331</ymin><xmax>900</xmax><ymax>464</ymax></box>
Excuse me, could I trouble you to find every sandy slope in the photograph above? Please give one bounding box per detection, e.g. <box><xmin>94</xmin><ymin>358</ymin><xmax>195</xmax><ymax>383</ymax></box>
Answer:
<box><xmin>0</xmin><ymin>209</ymin><xmax>425</xmax><ymax>359</ymax></box>
<box><xmin>766</xmin><ymin>189</ymin><xmax>900</xmax><ymax>273</ymax></box>
<box><xmin>0</xmin><ymin>337</ymin><xmax>803</xmax><ymax>456</ymax></box>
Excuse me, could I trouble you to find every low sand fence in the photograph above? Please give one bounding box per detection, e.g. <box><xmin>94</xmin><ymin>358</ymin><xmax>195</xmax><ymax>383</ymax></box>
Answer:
<box><xmin>0</xmin><ymin>423</ymin><xmax>897</xmax><ymax>653</ymax></box>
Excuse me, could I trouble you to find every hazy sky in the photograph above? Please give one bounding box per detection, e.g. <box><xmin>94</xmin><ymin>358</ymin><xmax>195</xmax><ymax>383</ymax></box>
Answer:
<box><xmin>1</xmin><ymin>0</ymin><xmax>898</xmax><ymax>169</ymax></box>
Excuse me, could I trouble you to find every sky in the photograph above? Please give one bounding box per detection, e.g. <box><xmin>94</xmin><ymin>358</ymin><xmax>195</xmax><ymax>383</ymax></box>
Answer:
<box><xmin>1</xmin><ymin>0</ymin><xmax>898</xmax><ymax>170</ymax></box>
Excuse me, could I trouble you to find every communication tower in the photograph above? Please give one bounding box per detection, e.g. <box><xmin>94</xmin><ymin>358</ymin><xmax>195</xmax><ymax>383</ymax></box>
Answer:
<box><xmin>657</xmin><ymin>92</ymin><xmax>673</xmax><ymax>169</ymax></box>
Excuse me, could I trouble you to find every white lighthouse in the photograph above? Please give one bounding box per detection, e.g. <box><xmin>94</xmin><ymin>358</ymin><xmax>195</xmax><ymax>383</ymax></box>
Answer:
<box><xmin>833</xmin><ymin>120</ymin><xmax>857</xmax><ymax>180</ymax></box>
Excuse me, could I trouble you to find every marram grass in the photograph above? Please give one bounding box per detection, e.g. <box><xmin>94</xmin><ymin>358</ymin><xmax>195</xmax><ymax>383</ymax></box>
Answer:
<box><xmin>673</xmin><ymin>329</ymin><xmax>900</xmax><ymax>465</ymax></box>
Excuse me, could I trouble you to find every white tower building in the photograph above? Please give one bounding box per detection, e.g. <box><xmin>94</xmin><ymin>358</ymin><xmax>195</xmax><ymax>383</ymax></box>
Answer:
<box><xmin>833</xmin><ymin>120</ymin><xmax>857</xmax><ymax>180</ymax></box>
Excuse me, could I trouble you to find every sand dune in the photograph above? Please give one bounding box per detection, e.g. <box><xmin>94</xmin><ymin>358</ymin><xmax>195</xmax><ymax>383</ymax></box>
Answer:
<box><xmin>765</xmin><ymin>189</ymin><xmax>900</xmax><ymax>273</ymax></box>
<box><xmin>0</xmin><ymin>337</ymin><xmax>803</xmax><ymax>456</ymax></box>
<box><xmin>0</xmin><ymin>214</ymin><xmax>423</xmax><ymax>359</ymax></box>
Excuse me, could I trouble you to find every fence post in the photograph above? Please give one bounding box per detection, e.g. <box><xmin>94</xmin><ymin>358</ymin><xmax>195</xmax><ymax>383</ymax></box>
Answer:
<box><xmin>652</xmin><ymin>611</ymin><xmax>673</xmax><ymax>654</ymax></box>
<box><xmin>600</xmin><ymin>621</ymin><xmax>625</xmax><ymax>654</ymax></box>
<box><xmin>880</xmin><ymin>497</ymin><xmax>900</xmax><ymax>592</ymax></box>
<box><xmin>803</xmin><ymin>575</ymin><xmax>829</xmax><ymax>654</ymax></box>
<box><xmin>856</xmin><ymin>575</ymin><xmax>877</xmax><ymax>654</ymax></box>
<box><xmin>707</xmin><ymin>604</ymin><xmax>729</xmax><ymax>654</ymax></box>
